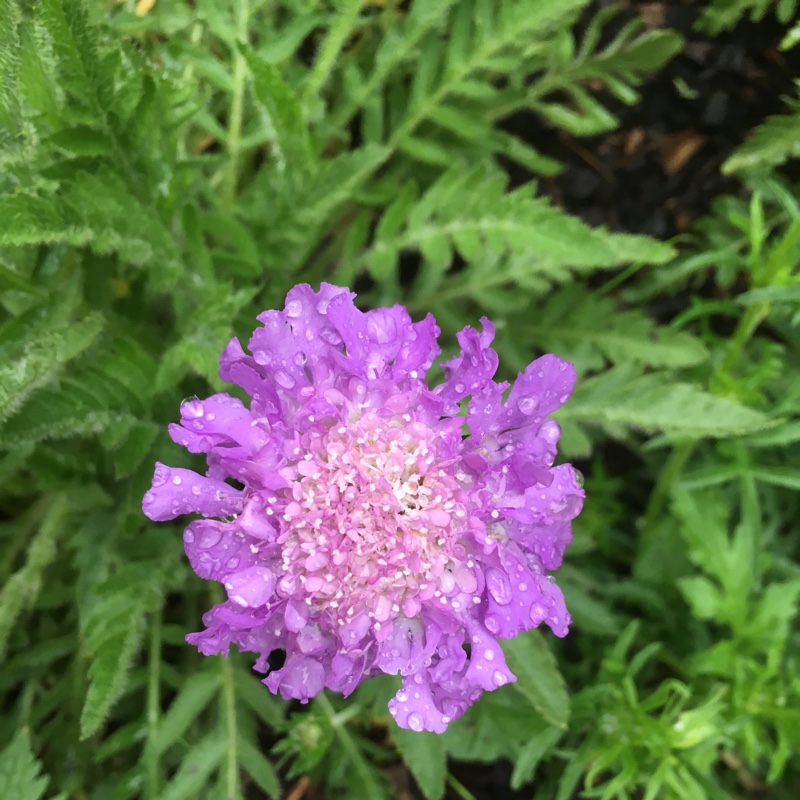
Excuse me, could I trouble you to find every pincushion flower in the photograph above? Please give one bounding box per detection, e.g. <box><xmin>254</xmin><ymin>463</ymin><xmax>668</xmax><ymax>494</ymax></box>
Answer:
<box><xmin>143</xmin><ymin>283</ymin><xmax>583</xmax><ymax>732</ymax></box>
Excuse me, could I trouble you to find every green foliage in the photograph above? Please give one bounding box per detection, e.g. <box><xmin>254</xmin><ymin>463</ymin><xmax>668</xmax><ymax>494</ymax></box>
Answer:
<box><xmin>0</xmin><ymin>729</ymin><xmax>62</xmax><ymax>800</ymax></box>
<box><xmin>697</xmin><ymin>0</ymin><xmax>799</xmax><ymax>34</ymax></box>
<box><xmin>724</xmin><ymin>86</ymin><xmax>800</xmax><ymax>173</ymax></box>
<box><xmin>393</xmin><ymin>728</ymin><xmax>447</xmax><ymax>800</ymax></box>
<box><xmin>2</xmin><ymin>0</ymin><xmax>800</xmax><ymax>798</ymax></box>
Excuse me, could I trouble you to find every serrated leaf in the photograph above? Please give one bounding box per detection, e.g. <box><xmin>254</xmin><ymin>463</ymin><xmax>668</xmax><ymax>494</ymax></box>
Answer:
<box><xmin>510</xmin><ymin>726</ymin><xmax>563</xmax><ymax>790</ymax></box>
<box><xmin>527</xmin><ymin>285</ymin><xmax>708</xmax><ymax>370</ymax></box>
<box><xmin>159</xmin><ymin>731</ymin><xmax>226</xmax><ymax>800</ymax></box>
<box><xmin>0</xmin><ymin>0</ymin><xmax>22</xmax><ymax>156</ymax></box>
<box><xmin>393</xmin><ymin>728</ymin><xmax>446</xmax><ymax>800</ymax></box>
<box><xmin>247</xmin><ymin>49</ymin><xmax>315</xmax><ymax>174</ymax></box>
<box><xmin>146</xmin><ymin>670</ymin><xmax>220</xmax><ymax>758</ymax></box>
<box><xmin>723</xmin><ymin>89</ymin><xmax>800</xmax><ymax>173</ymax></box>
<box><xmin>80</xmin><ymin>564</ymin><xmax>164</xmax><ymax>738</ymax></box>
<box><xmin>0</xmin><ymin>313</ymin><xmax>104</xmax><ymax>424</ymax></box>
<box><xmin>0</xmin><ymin>496</ymin><xmax>68</xmax><ymax>660</ymax></box>
<box><xmin>368</xmin><ymin>164</ymin><xmax>673</xmax><ymax>298</ymax></box>
<box><xmin>237</xmin><ymin>736</ymin><xmax>281</xmax><ymax>799</ymax></box>
<box><xmin>0</xmin><ymin>729</ymin><xmax>51</xmax><ymax>800</ymax></box>
<box><xmin>561</xmin><ymin>367</ymin><xmax>775</xmax><ymax>437</ymax></box>
<box><xmin>502</xmin><ymin>630</ymin><xmax>570</xmax><ymax>728</ymax></box>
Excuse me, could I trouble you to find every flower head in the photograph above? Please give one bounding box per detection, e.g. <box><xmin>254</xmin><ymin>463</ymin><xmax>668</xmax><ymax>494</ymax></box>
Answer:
<box><xmin>143</xmin><ymin>284</ymin><xmax>583</xmax><ymax>732</ymax></box>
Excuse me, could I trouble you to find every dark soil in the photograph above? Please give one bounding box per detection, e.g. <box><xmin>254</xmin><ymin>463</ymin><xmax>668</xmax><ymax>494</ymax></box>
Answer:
<box><xmin>507</xmin><ymin>0</ymin><xmax>799</xmax><ymax>240</ymax></box>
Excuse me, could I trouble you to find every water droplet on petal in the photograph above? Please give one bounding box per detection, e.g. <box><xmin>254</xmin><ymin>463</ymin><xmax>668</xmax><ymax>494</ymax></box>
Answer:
<box><xmin>198</xmin><ymin>528</ymin><xmax>222</xmax><ymax>549</ymax></box>
<box><xmin>492</xmin><ymin>670</ymin><xmax>507</xmax><ymax>687</ymax></box>
<box><xmin>274</xmin><ymin>370</ymin><xmax>295</xmax><ymax>389</ymax></box>
<box><xmin>484</xmin><ymin>615</ymin><xmax>500</xmax><ymax>633</ymax></box>
<box><xmin>517</xmin><ymin>395</ymin><xmax>539</xmax><ymax>415</ymax></box>
<box><xmin>486</xmin><ymin>569</ymin><xmax>512</xmax><ymax>605</ymax></box>
<box><xmin>285</xmin><ymin>300</ymin><xmax>302</xmax><ymax>317</ymax></box>
<box><xmin>407</xmin><ymin>713</ymin><xmax>424</xmax><ymax>732</ymax></box>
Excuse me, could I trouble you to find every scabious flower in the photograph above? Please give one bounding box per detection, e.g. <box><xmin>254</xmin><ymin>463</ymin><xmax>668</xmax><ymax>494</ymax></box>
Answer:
<box><xmin>143</xmin><ymin>284</ymin><xmax>583</xmax><ymax>732</ymax></box>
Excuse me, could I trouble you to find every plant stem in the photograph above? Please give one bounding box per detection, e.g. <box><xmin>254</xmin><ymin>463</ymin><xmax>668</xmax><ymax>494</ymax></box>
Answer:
<box><xmin>221</xmin><ymin>0</ymin><xmax>250</xmax><ymax>208</ymax></box>
<box><xmin>221</xmin><ymin>654</ymin><xmax>240</xmax><ymax>800</ymax></box>
<box><xmin>145</xmin><ymin>612</ymin><xmax>162</xmax><ymax>800</ymax></box>
<box><xmin>446</xmin><ymin>773</ymin><xmax>478</xmax><ymax>800</ymax></box>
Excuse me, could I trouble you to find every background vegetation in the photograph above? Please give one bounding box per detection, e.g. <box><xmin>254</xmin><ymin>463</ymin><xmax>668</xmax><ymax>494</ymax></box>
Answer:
<box><xmin>1</xmin><ymin>0</ymin><xmax>799</xmax><ymax>798</ymax></box>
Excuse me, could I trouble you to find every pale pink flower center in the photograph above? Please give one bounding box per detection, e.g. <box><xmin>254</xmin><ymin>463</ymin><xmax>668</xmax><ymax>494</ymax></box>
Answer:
<box><xmin>275</xmin><ymin>410</ymin><xmax>473</xmax><ymax>628</ymax></box>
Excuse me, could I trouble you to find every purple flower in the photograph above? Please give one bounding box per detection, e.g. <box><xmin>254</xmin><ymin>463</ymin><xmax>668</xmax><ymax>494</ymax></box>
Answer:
<box><xmin>143</xmin><ymin>284</ymin><xmax>583</xmax><ymax>732</ymax></box>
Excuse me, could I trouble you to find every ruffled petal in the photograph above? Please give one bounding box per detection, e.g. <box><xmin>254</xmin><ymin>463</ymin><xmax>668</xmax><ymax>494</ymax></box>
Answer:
<box><xmin>142</xmin><ymin>463</ymin><xmax>244</xmax><ymax>521</ymax></box>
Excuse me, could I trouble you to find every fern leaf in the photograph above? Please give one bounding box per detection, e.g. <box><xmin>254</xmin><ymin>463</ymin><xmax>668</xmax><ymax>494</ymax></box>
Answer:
<box><xmin>146</xmin><ymin>670</ymin><xmax>220</xmax><ymax>758</ymax></box>
<box><xmin>525</xmin><ymin>285</ymin><xmax>709</xmax><ymax>370</ymax></box>
<box><xmin>723</xmin><ymin>88</ymin><xmax>800</xmax><ymax>173</ymax></box>
<box><xmin>0</xmin><ymin>313</ymin><xmax>104</xmax><ymax>425</ymax></box>
<box><xmin>0</xmin><ymin>495</ymin><xmax>69</xmax><ymax>661</ymax></box>
<box><xmin>80</xmin><ymin>562</ymin><xmax>164</xmax><ymax>739</ymax></box>
<box><xmin>302</xmin><ymin>0</ymin><xmax>365</xmax><ymax>104</ymax></box>
<box><xmin>697</xmin><ymin>0</ymin><xmax>798</xmax><ymax>34</ymax></box>
<box><xmin>502</xmin><ymin>630</ymin><xmax>570</xmax><ymax>729</ymax></box>
<box><xmin>561</xmin><ymin>367</ymin><xmax>776</xmax><ymax>437</ymax></box>
<box><xmin>247</xmin><ymin>49</ymin><xmax>316</xmax><ymax>177</ymax></box>
<box><xmin>0</xmin><ymin>0</ymin><xmax>22</xmax><ymax>160</ymax></box>
<box><xmin>159</xmin><ymin>731</ymin><xmax>226</xmax><ymax>800</ymax></box>
<box><xmin>393</xmin><ymin>728</ymin><xmax>446</xmax><ymax>800</ymax></box>
<box><xmin>237</xmin><ymin>737</ymin><xmax>281</xmax><ymax>800</ymax></box>
<box><xmin>365</xmin><ymin>164</ymin><xmax>674</xmax><ymax>299</ymax></box>
<box><xmin>36</xmin><ymin>0</ymin><xmax>98</xmax><ymax>108</ymax></box>
<box><xmin>0</xmin><ymin>729</ymin><xmax>54</xmax><ymax>800</ymax></box>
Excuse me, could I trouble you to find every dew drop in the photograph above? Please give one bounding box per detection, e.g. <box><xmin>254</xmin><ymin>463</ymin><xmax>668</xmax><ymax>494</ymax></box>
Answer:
<box><xmin>198</xmin><ymin>528</ymin><xmax>222</xmax><ymax>549</ymax></box>
<box><xmin>407</xmin><ymin>713</ymin><xmax>424</xmax><ymax>732</ymax></box>
<box><xmin>484</xmin><ymin>649</ymin><xmax>495</xmax><ymax>662</ymax></box>
<box><xmin>320</xmin><ymin>329</ymin><xmax>342</xmax><ymax>346</ymax></box>
<box><xmin>274</xmin><ymin>370</ymin><xmax>295</xmax><ymax>389</ymax></box>
<box><xmin>517</xmin><ymin>395</ymin><xmax>539</xmax><ymax>415</ymax></box>
<box><xmin>486</xmin><ymin>569</ymin><xmax>512</xmax><ymax>605</ymax></box>
<box><xmin>226</xmin><ymin>557</ymin><xmax>239</xmax><ymax>569</ymax></box>
<box><xmin>492</xmin><ymin>670</ymin><xmax>507</xmax><ymax>687</ymax></box>
<box><xmin>285</xmin><ymin>300</ymin><xmax>302</xmax><ymax>317</ymax></box>
<box><xmin>184</xmin><ymin>530</ymin><xmax>195</xmax><ymax>543</ymax></box>
<box><xmin>183</xmin><ymin>401</ymin><xmax>204</xmax><ymax>418</ymax></box>
<box><xmin>172</xmin><ymin>476</ymin><xmax>182</xmax><ymax>485</ymax></box>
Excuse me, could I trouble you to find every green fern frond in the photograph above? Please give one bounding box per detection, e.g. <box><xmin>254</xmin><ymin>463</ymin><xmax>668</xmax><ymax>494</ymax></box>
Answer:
<box><xmin>723</xmin><ymin>86</ymin><xmax>800</xmax><ymax>173</ymax></box>
<box><xmin>697</xmin><ymin>0</ymin><xmax>799</xmax><ymax>34</ymax></box>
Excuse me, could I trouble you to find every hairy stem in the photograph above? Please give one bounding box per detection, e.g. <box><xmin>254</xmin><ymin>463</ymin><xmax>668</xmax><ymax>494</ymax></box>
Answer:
<box><xmin>221</xmin><ymin>654</ymin><xmax>240</xmax><ymax>800</ymax></box>
<box><xmin>145</xmin><ymin>612</ymin><xmax>162</xmax><ymax>800</ymax></box>
<box><xmin>221</xmin><ymin>0</ymin><xmax>251</xmax><ymax>208</ymax></box>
